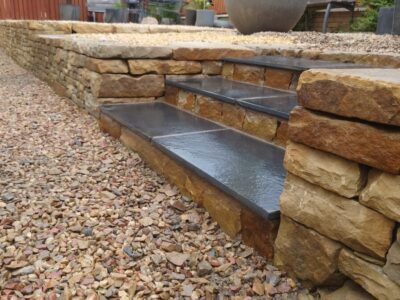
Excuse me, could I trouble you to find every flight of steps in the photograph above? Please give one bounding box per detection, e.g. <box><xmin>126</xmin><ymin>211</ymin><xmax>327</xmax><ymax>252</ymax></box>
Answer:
<box><xmin>99</xmin><ymin>55</ymin><xmax>365</xmax><ymax>258</ymax></box>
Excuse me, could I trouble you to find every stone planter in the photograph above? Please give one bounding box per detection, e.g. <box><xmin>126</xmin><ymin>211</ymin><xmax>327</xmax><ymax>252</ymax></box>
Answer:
<box><xmin>185</xmin><ymin>9</ymin><xmax>197</xmax><ymax>25</ymax></box>
<box><xmin>224</xmin><ymin>0</ymin><xmax>308</xmax><ymax>34</ymax></box>
<box><xmin>195</xmin><ymin>9</ymin><xmax>215</xmax><ymax>27</ymax></box>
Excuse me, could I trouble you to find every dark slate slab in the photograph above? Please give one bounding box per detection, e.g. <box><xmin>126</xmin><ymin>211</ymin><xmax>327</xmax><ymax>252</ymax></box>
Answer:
<box><xmin>223</xmin><ymin>55</ymin><xmax>367</xmax><ymax>71</ymax></box>
<box><xmin>154</xmin><ymin>130</ymin><xmax>286</xmax><ymax>219</ymax></box>
<box><xmin>166</xmin><ymin>77</ymin><xmax>295</xmax><ymax>104</ymax></box>
<box><xmin>239</xmin><ymin>96</ymin><xmax>298</xmax><ymax>120</ymax></box>
<box><xmin>101</xmin><ymin>102</ymin><xmax>224</xmax><ymax>140</ymax></box>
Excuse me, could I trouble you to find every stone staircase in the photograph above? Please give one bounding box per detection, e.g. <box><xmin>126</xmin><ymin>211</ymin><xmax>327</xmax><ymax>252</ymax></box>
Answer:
<box><xmin>99</xmin><ymin>55</ymin><xmax>365</xmax><ymax>258</ymax></box>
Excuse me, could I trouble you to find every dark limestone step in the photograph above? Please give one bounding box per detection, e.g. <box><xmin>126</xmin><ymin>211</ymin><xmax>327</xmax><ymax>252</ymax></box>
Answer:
<box><xmin>166</xmin><ymin>76</ymin><xmax>297</xmax><ymax>120</ymax></box>
<box><xmin>223</xmin><ymin>55</ymin><xmax>367</xmax><ymax>71</ymax></box>
<box><xmin>101</xmin><ymin>102</ymin><xmax>286</xmax><ymax>219</ymax></box>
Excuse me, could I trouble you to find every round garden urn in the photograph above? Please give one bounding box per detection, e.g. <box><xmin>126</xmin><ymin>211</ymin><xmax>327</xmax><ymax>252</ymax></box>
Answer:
<box><xmin>224</xmin><ymin>0</ymin><xmax>308</xmax><ymax>34</ymax></box>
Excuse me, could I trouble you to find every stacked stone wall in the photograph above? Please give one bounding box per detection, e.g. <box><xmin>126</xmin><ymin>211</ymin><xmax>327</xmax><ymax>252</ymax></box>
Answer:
<box><xmin>275</xmin><ymin>68</ymin><xmax>400</xmax><ymax>299</ymax></box>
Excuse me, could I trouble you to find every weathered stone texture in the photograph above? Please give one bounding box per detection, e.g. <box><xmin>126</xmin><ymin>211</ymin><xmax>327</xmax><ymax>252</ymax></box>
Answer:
<box><xmin>288</xmin><ymin>107</ymin><xmax>400</xmax><ymax>174</ymax></box>
<box><xmin>383</xmin><ymin>240</ymin><xmax>400</xmax><ymax>285</ymax></box>
<box><xmin>202</xmin><ymin>61</ymin><xmax>222</xmax><ymax>75</ymax></box>
<box><xmin>242</xmin><ymin>110</ymin><xmax>277</xmax><ymax>141</ymax></box>
<box><xmin>360</xmin><ymin>170</ymin><xmax>400</xmax><ymax>222</ymax></box>
<box><xmin>195</xmin><ymin>95</ymin><xmax>223</xmax><ymax>122</ymax></box>
<box><xmin>86</xmin><ymin>58</ymin><xmax>129</xmax><ymax>74</ymax></box>
<box><xmin>274</xmin><ymin>216</ymin><xmax>344</xmax><ymax>286</ymax></box>
<box><xmin>339</xmin><ymin>249</ymin><xmax>400</xmax><ymax>300</ymax></box>
<box><xmin>321</xmin><ymin>280</ymin><xmax>375</xmax><ymax>300</ymax></box>
<box><xmin>233</xmin><ymin>64</ymin><xmax>264</xmax><ymax>85</ymax></box>
<box><xmin>99</xmin><ymin>113</ymin><xmax>121</xmax><ymax>139</ymax></box>
<box><xmin>265</xmin><ymin>68</ymin><xmax>293</xmax><ymax>89</ymax></box>
<box><xmin>222</xmin><ymin>62</ymin><xmax>234</xmax><ymax>78</ymax></box>
<box><xmin>280</xmin><ymin>174</ymin><xmax>394</xmax><ymax>259</ymax></box>
<box><xmin>298</xmin><ymin>68</ymin><xmax>400</xmax><ymax>126</ymax></box>
<box><xmin>164</xmin><ymin>85</ymin><xmax>179</xmax><ymax>105</ymax></box>
<box><xmin>128</xmin><ymin>59</ymin><xmax>202</xmax><ymax>75</ymax></box>
<box><xmin>97</xmin><ymin>74</ymin><xmax>164</xmax><ymax>98</ymax></box>
<box><xmin>273</xmin><ymin>121</ymin><xmax>289</xmax><ymax>147</ymax></box>
<box><xmin>222</xmin><ymin>104</ymin><xmax>245</xmax><ymax>129</ymax></box>
<box><xmin>72</xmin><ymin>22</ymin><xmax>115</xmax><ymax>33</ymax></box>
<box><xmin>177</xmin><ymin>91</ymin><xmax>196</xmax><ymax>111</ymax></box>
<box><xmin>285</xmin><ymin>141</ymin><xmax>366</xmax><ymax>198</ymax></box>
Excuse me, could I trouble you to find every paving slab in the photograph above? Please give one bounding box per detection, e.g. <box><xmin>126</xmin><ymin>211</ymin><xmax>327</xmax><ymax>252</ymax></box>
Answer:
<box><xmin>101</xmin><ymin>102</ymin><xmax>224</xmax><ymax>140</ymax></box>
<box><xmin>239</xmin><ymin>96</ymin><xmax>298</xmax><ymax>120</ymax></box>
<box><xmin>223</xmin><ymin>55</ymin><xmax>367</xmax><ymax>71</ymax></box>
<box><xmin>154</xmin><ymin>130</ymin><xmax>286</xmax><ymax>219</ymax></box>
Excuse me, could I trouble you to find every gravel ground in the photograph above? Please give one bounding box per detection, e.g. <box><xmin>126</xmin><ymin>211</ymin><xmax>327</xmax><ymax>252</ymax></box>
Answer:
<box><xmin>66</xmin><ymin>30</ymin><xmax>400</xmax><ymax>55</ymax></box>
<box><xmin>0</xmin><ymin>50</ymin><xmax>314</xmax><ymax>299</ymax></box>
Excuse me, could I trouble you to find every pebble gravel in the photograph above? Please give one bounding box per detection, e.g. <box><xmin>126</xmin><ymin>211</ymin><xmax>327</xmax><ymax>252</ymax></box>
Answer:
<box><xmin>0</xmin><ymin>49</ymin><xmax>314</xmax><ymax>299</ymax></box>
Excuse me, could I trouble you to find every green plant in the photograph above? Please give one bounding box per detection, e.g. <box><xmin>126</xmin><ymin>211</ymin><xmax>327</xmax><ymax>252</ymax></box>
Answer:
<box><xmin>113</xmin><ymin>0</ymin><xmax>127</xmax><ymax>9</ymax></box>
<box><xmin>184</xmin><ymin>0</ymin><xmax>212</xmax><ymax>10</ymax></box>
<box><xmin>351</xmin><ymin>0</ymin><xmax>395</xmax><ymax>31</ymax></box>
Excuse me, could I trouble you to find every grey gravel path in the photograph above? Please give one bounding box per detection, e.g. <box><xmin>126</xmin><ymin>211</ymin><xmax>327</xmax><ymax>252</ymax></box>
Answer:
<box><xmin>0</xmin><ymin>49</ymin><xmax>313</xmax><ymax>299</ymax></box>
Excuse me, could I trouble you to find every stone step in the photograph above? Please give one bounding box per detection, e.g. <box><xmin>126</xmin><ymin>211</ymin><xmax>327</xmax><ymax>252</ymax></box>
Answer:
<box><xmin>223</xmin><ymin>55</ymin><xmax>366</xmax><ymax>72</ymax></box>
<box><xmin>100</xmin><ymin>102</ymin><xmax>286</xmax><ymax>222</ymax></box>
<box><xmin>165</xmin><ymin>76</ymin><xmax>297</xmax><ymax>120</ymax></box>
<box><xmin>222</xmin><ymin>55</ymin><xmax>366</xmax><ymax>90</ymax></box>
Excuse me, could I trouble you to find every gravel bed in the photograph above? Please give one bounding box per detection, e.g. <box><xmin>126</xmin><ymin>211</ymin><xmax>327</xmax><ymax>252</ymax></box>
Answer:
<box><xmin>65</xmin><ymin>30</ymin><xmax>400</xmax><ymax>55</ymax></box>
<box><xmin>0</xmin><ymin>49</ymin><xmax>313</xmax><ymax>299</ymax></box>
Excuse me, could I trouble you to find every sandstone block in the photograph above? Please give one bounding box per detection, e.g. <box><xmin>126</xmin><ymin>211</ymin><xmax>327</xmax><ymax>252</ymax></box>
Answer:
<box><xmin>177</xmin><ymin>91</ymin><xmax>195</xmax><ymax>111</ymax></box>
<box><xmin>288</xmin><ymin>107</ymin><xmax>400</xmax><ymax>174</ymax></box>
<box><xmin>265</xmin><ymin>68</ymin><xmax>294</xmax><ymax>89</ymax></box>
<box><xmin>172</xmin><ymin>42</ymin><xmax>256</xmax><ymax>61</ymax></box>
<box><xmin>298</xmin><ymin>68</ymin><xmax>400</xmax><ymax>126</ymax></box>
<box><xmin>285</xmin><ymin>141</ymin><xmax>366</xmax><ymax>198</ymax></box>
<box><xmin>222</xmin><ymin>103</ymin><xmax>245</xmax><ymax>129</ymax></box>
<box><xmin>72</xmin><ymin>23</ymin><xmax>115</xmax><ymax>34</ymax></box>
<box><xmin>222</xmin><ymin>63</ymin><xmax>234</xmax><ymax>78</ymax></box>
<box><xmin>233</xmin><ymin>64</ymin><xmax>265</xmax><ymax>85</ymax></box>
<box><xmin>321</xmin><ymin>280</ymin><xmax>375</xmax><ymax>300</ymax></box>
<box><xmin>98</xmin><ymin>74</ymin><xmax>164</xmax><ymax>98</ymax></box>
<box><xmin>242</xmin><ymin>110</ymin><xmax>277</xmax><ymax>141</ymax></box>
<box><xmin>97</xmin><ymin>97</ymin><xmax>155</xmax><ymax>105</ymax></box>
<box><xmin>383</xmin><ymin>241</ymin><xmax>400</xmax><ymax>285</ymax></box>
<box><xmin>195</xmin><ymin>95</ymin><xmax>223</xmax><ymax>122</ymax></box>
<box><xmin>273</xmin><ymin>121</ymin><xmax>289</xmax><ymax>147</ymax></box>
<box><xmin>339</xmin><ymin>249</ymin><xmax>400</xmax><ymax>300</ymax></box>
<box><xmin>274</xmin><ymin>216</ymin><xmax>344</xmax><ymax>286</ymax></box>
<box><xmin>99</xmin><ymin>113</ymin><xmax>121</xmax><ymax>138</ymax></box>
<box><xmin>128</xmin><ymin>59</ymin><xmax>201</xmax><ymax>75</ymax></box>
<box><xmin>86</xmin><ymin>58</ymin><xmax>129</xmax><ymax>74</ymax></box>
<box><xmin>164</xmin><ymin>86</ymin><xmax>179</xmax><ymax>106</ymax></box>
<box><xmin>202</xmin><ymin>61</ymin><xmax>222</xmax><ymax>75</ymax></box>
<box><xmin>280</xmin><ymin>174</ymin><xmax>394</xmax><ymax>258</ymax></box>
<box><xmin>360</xmin><ymin>170</ymin><xmax>400</xmax><ymax>222</ymax></box>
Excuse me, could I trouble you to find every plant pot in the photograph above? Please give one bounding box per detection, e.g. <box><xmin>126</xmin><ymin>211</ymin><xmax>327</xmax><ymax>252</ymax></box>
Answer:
<box><xmin>224</xmin><ymin>0</ymin><xmax>308</xmax><ymax>34</ymax></box>
<box><xmin>60</xmin><ymin>4</ymin><xmax>80</xmax><ymax>21</ymax></box>
<box><xmin>185</xmin><ymin>9</ymin><xmax>197</xmax><ymax>25</ymax></box>
<box><xmin>195</xmin><ymin>9</ymin><xmax>215</xmax><ymax>27</ymax></box>
<box><xmin>104</xmin><ymin>8</ymin><xmax>130</xmax><ymax>23</ymax></box>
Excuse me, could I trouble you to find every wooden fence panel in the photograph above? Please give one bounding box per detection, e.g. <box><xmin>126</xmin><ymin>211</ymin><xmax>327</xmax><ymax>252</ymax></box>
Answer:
<box><xmin>0</xmin><ymin>0</ymin><xmax>88</xmax><ymax>21</ymax></box>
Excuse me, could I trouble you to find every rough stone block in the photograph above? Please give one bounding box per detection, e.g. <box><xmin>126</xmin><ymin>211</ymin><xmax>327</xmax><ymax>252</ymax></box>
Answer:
<box><xmin>97</xmin><ymin>97</ymin><xmax>155</xmax><ymax>105</ymax></box>
<box><xmin>242</xmin><ymin>110</ymin><xmax>277</xmax><ymax>141</ymax></box>
<box><xmin>222</xmin><ymin>62</ymin><xmax>234</xmax><ymax>78</ymax></box>
<box><xmin>98</xmin><ymin>74</ymin><xmax>164</xmax><ymax>98</ymax></box>
<box><xmin>274</xmin><ymin>121</ymin><xmax>289</xmax><ymax>147</ymax></box>
<box><xmin>274</xmin><ymin>216</ymin><xmax>344</xmax><ymax>287</ymax></box>
<box><xmin>321</xmin><ymin>280</ymin><xmax>375</xmax><ymax>300</ymax></box>
<box><xmin>383</xmin><ymin>241</ymin><xmax>400</xmax><ymax>285</ymax></box>
<box><xmin>360</xmin><ymin>170</ymin><xmax>400</xmax><ymax>222</ymax></box>
<box><xmin>280</xmin><ymin>174</ymin><xmax>394</xmax><ymax>259</ymax></box>
<box><xmin>128</xmin><ymin>59</ymin><xmax>201</xmax><ymax>75</ymax></box>
<box><xmin>265</xmin><ymin>68</ymin><xmax>293</xmax><ymax>89</ymax></box>
<box><xmin>202</xmin><ymin>61</ymin><xmax>222</xmax><ymax>75</ymax></box>
<box><xmin>72</xmin><ymin>22</ymin><xmax>115</xmax><ymax>33</ymax></box>
<box><xmin>222</xmin><ymin>103</ymin><xmax>245</xmax><ymax>129</ymax></box>
<box><xmin>99</xmin><ymin>113</ymin><xmax>121</xmax><ymax>138</ymax></box>
<box><xmin>339</xmin><ymin>249</ymin><xmax>400</xmax><ymax>300</ymax></box>
<box><xmin>164</xmin><ymin>85</ymin><xmax>179</xmax><ymax>106</ymax></box>
<box><xmin>288</xmin><ymin>107</ymin><xmax>400</xmax><ymax>174</ymax></box>
<box><xmin>177</xmin><ymin>91</ymin><xmax>196</xmax><ymax>111</ymax></box>
<box><xmin>195</xmin><ymin>95</ymin><xmax>223</xmax><ymax>122</ymax></box>
<box><xmin>285</xmin><ymin>141</ymin><xmax>366</xmax><ymax>198</ymax></box>
<box><xmin>233</xmin><ymin>64</ymin><xmax>265</xmax><ymax>85</ymax></box>
<box><xmin>86</xmin><ymin>58</ymin><xmax>129</xmax><ymax>74</ymax></box>
<box><xmin>298</xmin><ymin>68</ymin><xmax>400</xmax><ymax>126</ymax></box>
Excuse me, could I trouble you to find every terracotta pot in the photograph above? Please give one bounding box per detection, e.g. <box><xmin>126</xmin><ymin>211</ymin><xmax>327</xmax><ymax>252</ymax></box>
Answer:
<box><xmin>224</xmin><ymin>0</ymin><xmax>308</xmax><ymax>34</ymax></box>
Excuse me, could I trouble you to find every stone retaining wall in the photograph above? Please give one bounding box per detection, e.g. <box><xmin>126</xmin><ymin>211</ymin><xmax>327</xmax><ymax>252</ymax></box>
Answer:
<box><xmin>275</xmin><ymin>68</ymin><xmax>400</xmax><ymax>298</ymax></box>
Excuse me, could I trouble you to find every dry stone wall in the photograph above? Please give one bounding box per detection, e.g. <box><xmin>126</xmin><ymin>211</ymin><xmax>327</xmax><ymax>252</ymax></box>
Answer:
<box><xmin>276</xmin><ymin>68</ymin><xmax>400</xmax><ymax>299</ymax></box>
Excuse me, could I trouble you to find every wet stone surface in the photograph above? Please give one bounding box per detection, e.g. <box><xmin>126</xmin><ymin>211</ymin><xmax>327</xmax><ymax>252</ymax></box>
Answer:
<box><xmin>0</xmin><ymin>49</ymin><xmax>312</xmax><ymax>298</ymax></box>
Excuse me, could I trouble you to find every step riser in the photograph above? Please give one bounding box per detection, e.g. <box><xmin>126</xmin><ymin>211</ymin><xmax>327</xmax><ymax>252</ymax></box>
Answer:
<box><xmin>222</xmin><ymin>62</ymin><xmax>301</xmax><ymax>91</ymax></box>
<box><xmin>99</xmin><ymin>113</ymin><xmax>279</xmax><ymax>259</ymax></box>
<box><xmin>165</xmin><ymin>86</ymin><xmax>289</xmax><ymax>147</ymax></box>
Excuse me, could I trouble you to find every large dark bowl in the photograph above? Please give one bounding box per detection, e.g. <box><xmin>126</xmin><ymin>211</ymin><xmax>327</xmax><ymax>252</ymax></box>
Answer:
<box><xmin>225</xmin><ymin>0</ymin><xmax>308</xmax><ymax>34</ymax></box>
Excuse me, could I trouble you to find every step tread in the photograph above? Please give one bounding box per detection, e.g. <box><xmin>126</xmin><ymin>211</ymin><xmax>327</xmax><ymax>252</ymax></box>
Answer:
<box><xmin>223</xmin><ymin>55</ymin><xmax>367</xmax><ymax>71</ymax></box>
<box><xmin>101</xmin><ymin>102</ymin><xmax>285</xmax><ymax>219</ymax></box>
<box><xmin>166</xmin><ymin>77</ymin><xmax>297</xmax><ymax>119</ymax></box>
<box><xmin>101</xmin><ymin>102</ymin><xmax>223</xmax><ymax>140</ymax></box>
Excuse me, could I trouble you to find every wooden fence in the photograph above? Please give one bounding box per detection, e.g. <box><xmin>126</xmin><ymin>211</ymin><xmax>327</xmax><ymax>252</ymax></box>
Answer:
<box><xmin>0</xmin><ymin>0</ymin><xmax>88</xmax><ymax>21</ymax></box>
